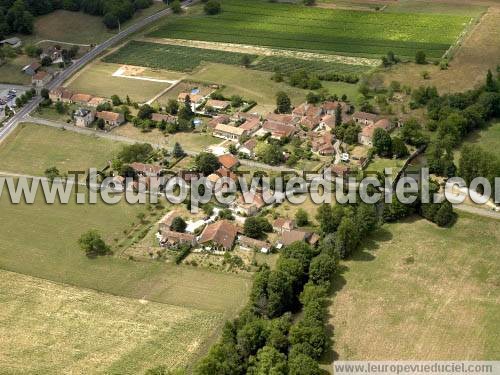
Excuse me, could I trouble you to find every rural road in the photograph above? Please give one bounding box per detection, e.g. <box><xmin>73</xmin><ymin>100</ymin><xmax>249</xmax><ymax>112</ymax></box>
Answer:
<box><xmin>0</xmin><ymin>0</ymin><xmax>196</xmax><ymax>143</ymax></box>
<box><xmin>25</xmin><ymin>115</ymin><xmax>295</xmax><ymax>173</ymax></box>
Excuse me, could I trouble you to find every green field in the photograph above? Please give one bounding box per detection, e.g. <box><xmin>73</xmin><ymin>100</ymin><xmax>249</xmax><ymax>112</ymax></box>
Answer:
<box><xmin>327</xmin><ymin>213</ymin><xmax>500</xmax><ymax>365</ymax></box>
<box><xmin>104</xmin><ymin>41</ymin><xmax>369</xmax><ymax>76</ymax></box>
<box><xmin>459</xmin><ymin>121</ymin><xmax>500</xmax><ymax>160</ymax></box>
<box><xmin>0</xmin><ymin>270</ymin><xmax>222</xmax><ymax>374</ymax></box>
<box><xmin>149</xmin><ymin>0</ymin><xmax>470</xmax><ymax>58</ymax></box>
<box><xmin>0</xmin><ymin>123</ymin><xmax>122</xmax><ymax>176</ymax></box>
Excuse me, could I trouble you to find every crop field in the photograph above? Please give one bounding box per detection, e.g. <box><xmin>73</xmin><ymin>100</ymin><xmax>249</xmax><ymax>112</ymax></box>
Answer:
<box><xmin>149</xmin><ymin>0</ymin><xmax>470</xmax><ymax>58</ymax></box>
<box><xmin>0</xmin><ymin>123</ymin><xmax>122</xmax><ymax>176</ymax></box>
<box><xmin>0</xmin><ymin>270</ymin><xmax>222</xmax><ymax>374</ymax></box>
<box><xmin>104</xmin><ymin>41</ymin><xmax>370</xmax><ymax>76</ymax></box>
<box><xmin>327</xmin><ymin>213</ymin><xmax>500</xmax><ymax>366</ymax></box>
<box><xmin>104</xmin><ymin>41</ymin><xmax>257</xmax><ymax>72</ymax></box>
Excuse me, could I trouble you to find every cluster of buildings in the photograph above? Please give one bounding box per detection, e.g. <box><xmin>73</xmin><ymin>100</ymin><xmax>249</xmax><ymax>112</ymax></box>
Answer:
<box><xmin>49</xmin><ymin>86</ymin><xmax>125</xmax><ymax>129</ymax></box>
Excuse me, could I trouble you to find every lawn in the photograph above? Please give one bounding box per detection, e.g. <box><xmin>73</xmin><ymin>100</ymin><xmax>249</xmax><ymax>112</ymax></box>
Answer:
<box><xmin>326</xmin><ymin>213</ymin><xmax>500</xmax><ymax>367</ymax></box>
<box><xmin>65</xmin><ymin>61</ymin><xmax>173</xmax><ymax>103</ymax></box>
<box><xmin>366</xmin><ymin>156</ymin><xmax>406</xmax><ymax>176</ymax></box>
<box><xmin>458</xmin><ymin>121</ymin><xmax>500</xmax><ymax>160</ymax></box>
<box><xmin>149</xmin><ymin>0</ymin><xmax>470</xmax><ymax>58</ymax></box>
<box><xmin>0</xmin><ymin>123</ymin><xmax>122</xmax><ymax>176</ymax></box>
<box><xmin>0</xmin><ymin>55</ymin><xmax>33</xmax><ymax>85</ymax></box>
<box><xmin>0</xmin><ymin>269</ymin><xmax>222</xmax><ymax>374</ymax></box>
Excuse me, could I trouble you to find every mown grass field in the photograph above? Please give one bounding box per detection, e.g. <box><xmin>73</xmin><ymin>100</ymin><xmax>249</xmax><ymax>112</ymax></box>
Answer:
<box><xmin>0</xmin><ymin>270</ymin><xmax>222</xmax><ymax>374</ymax></box>
<box><xmin>65</xmin><ymin>61</ymin><xmax>175</xmax><ymax>103</ymax></box>
<box><xmin>148</xmin><ymin>0</ymin><xmax>470</xmax><ymax>58</ymax></box>
<box><xmin>327</xmin><ymin>213</ymin><xmax>500</xmax><ymax>367</ymax></box>
<box><xmin>457</xmin><ymin>121</ymin><xmax>500</xmax><ymax>160</ymax></box>
<box><xmin>0</xmin><ymin>123</ymin><xmax>122</xmax><ymax>176</ymax></box>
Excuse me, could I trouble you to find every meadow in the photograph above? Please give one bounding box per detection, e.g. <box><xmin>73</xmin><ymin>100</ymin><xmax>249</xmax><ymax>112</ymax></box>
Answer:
<box><xmin>327</xmin><ymin>213</ymin><xmax>500</xmax><ymax>367</ymax></box>
<box><xmin>149</xmin><ymin>0</ymin><xmax>470</xmax><ymax>58</ymax></box>
<box><xmin>0</xmin><ymin>270</ymin><xmax>223</xmax><ymax>374</ymax></box>
<box><xmin>0</xmin><ymin>123</ymin><xmax>122</xmax><ymax>176</ymax></box>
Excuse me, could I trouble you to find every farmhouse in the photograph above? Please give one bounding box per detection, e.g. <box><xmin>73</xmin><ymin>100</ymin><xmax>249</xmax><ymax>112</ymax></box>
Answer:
<box><xmin>238</xmin><ymin>235</ymin><xmax>271</xmax><ymax>253</ymax></box>
<box><xmin>292</xmin><ymin>103</ymin><xmax>322</xmax><ymax>118</ymax></box>
<box><xmin>239</xmin><ymin>117</ymin><xmax>261</xmax><ymax>135</ymax></box>
<box><xmin>325</xmin><ymin>164</ymin><xmax>351</xmax><ymax>179</ymax></box>
<box><xmin>208</xmin><ymin>114</ymin><xmax>230</xmax><ymax>128</ymax></box>
<box><xmin>159</xmin><ymin>210</ymin><xmax>182</xmax><ymax>231</ymax></box>
<box><xmin>73</xmin><ymin>108</ymin><xmax>95</xmax><ymax>128</ymax></box>
<box><xmin>87</xmin><ymin>97</ymin><xmax>109</xmax><ymax>108</ymax></box>
<box><xmin>205</xmin><ymin>99</ymin><xmax>230</xmax><ymax>111</ymax></box>
<box><xmin>352</xmin><ymin>111</ymin><xmax>378</xmax><ymax>126</ymax></box>
<box><xmin>32</xmin><ymin>71</ymin><xmax>52</xmax><ymax>88</ymax></box>
<box><xmin>311</xmin><ymin>133</ymin><xmax>334</xmax><ymax>155</ymax></box>
<box><xmin>322</xmin><ymin>101</ymin><xmax>351</xmax><ymax>116</ymax></box>
<box><xmin>159</xmin><ymin>230</ymin><xmax>197</xmax><ymax>248</ymax></box>
<box><xmin>239</xmin><ymin>138</ymin><xmax>257</xmax><ymax>157</ymax></box>
<box><xmin>218</xmin><ymin>154</ymin><xmax>239</xmax><ymax>170</ymax></box>
<box><xmin>299</xmin><ymin>115</ymin><xmax>322</xmax><ymax>131</ymax></box>
<box><xmin>213</xmin><ymin>123</ymin><xmax>246</xmax><ymax>140</ymax></box>
<box><xmin>232</xmin><ymin>192</ymin><xmax>266</xmax><ymax>216</ymax></box>
<box><xmin>71</xmin><ymin>93</ymin><xmax>93</xmax><ymax>106</ymax></box>
<box><xmin>152</xmin><ymin>113</ymin><xmax>177</xmax><ymax>124</ymax></box>
<box><xmin>129</xmin><ymin>162</ymin><xmax>162</xmax><ymax>177</ymax></box>
<box><xmin>96</xmin><ymin>111</ymin><xmax>125</xmax><ymax>127</ymax></box>
<box><xmin>41</xmin><ymin>46</ymin><xmax>63</xmax><ymax>63</ymax></box>
<box><xmin>198</xmin><ymin>220</ymin><xmax>238</xmax><ymax>251</ymax></box>
<box><xmin>319</xmin><ymin>114</ymin><xmax>336</xmax><ymax>130</ymax></box>
<box><xmin>281</xmin><ymin>229</ymin><xmax>309</xmax><ymax>246</ymax></box>
<box><xmin>22</xmin><ymin>61</ymin><xmax>41</xmax><ymax>76</ymax></box>
<box><xmin>261</xmin><ymin>121</ymin><xmax>296</xmax><ymax>139</ymax></box>
<box><xmin>358</xmin><ymin>118</ymin><xmax>393</xmax><ymax>146</ymax></box>
<box><xmin>178</xmin><ymin>92</ymin><xmax>204</xmax><ymax>109</ymax></box>
<box><xmin>273</xmin><ymin>218</ymin><xmax>295</xmax><ymax>233</ymax></box>
<box><xmin>49</xmin><ymin>87</ymin><xmax>73</xmax><ymax>103</ymax></box>
<box><xmin>265</xmin><ymin>113</ymin><xmax>297</xmax><ymax>125</ymax></box>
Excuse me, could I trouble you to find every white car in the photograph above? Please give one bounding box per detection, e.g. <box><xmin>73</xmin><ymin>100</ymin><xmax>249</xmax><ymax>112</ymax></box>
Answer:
<box><xmin>340</xmin><ymin>153</ymin><xmax>350</xmax><ymax>162</ymax></box>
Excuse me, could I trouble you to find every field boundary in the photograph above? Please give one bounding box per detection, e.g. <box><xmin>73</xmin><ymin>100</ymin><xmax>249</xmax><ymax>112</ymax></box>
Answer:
<box><xmin>443</xmin><ymin>10</ymin><xmax>485</xmax><ymax>61</ymax></box>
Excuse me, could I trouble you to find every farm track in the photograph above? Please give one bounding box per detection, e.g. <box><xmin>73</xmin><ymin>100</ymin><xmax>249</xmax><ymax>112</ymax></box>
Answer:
<box><xmin>139</xmin><ymin>37</ymin><xmax>380</xmax><ymax>67</ymax></box>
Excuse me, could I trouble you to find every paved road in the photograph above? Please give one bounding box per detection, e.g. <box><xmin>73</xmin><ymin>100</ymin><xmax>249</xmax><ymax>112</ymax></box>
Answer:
<box><xmin>0</xmin><ymin>1</ymin><xmax>194</xmax><ymax>143</ymax></box>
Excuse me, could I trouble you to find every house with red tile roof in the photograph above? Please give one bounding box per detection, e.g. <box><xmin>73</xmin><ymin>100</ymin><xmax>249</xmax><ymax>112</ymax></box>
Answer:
<box><xmin>199</xmin><ymin>220</ymin><xmax>238</xmax><ymax>251</ymax></box>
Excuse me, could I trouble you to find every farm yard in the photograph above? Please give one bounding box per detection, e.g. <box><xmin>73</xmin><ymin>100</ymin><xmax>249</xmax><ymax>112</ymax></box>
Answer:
<box><xmin>0</xmin><ymin>270</ymin><xmax>223</xmax><ymax>374</ymax></box>
<box><xmin>327</xmin><ymin>213</ymin><xmax>500</xmax><ymax>367</ymax></box>
<box><xmin>148</xmin><ymin>0</ymin><xmax>471</xmax><ymax>58</ymax></box>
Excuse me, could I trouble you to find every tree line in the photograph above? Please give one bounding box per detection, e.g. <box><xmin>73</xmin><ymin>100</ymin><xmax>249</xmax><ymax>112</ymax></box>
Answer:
<box><xmin>0</xmin><ymin>0</ymin><xmax>154</xmax><ymax>38</ymax></box>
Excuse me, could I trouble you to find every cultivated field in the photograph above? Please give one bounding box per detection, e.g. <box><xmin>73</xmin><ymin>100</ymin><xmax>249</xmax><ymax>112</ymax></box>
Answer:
<box><xmin>0</xmin><ymin>270</ymin><xmax>222</xmax><ymax>374</ymax></box>
<box><xmin>0</xmin><ymin>123</ymin><xmax>122</xmax><ymax>176</ymax></box>
<box><xmin>327</xmin><ymin>213</ymin><xmax>500</xmax><ymax>367</ymax></box>
<box><xmin>149</xmin><ymin>0</ymin><xmax>470</xmax><ymax>58</ymax></box>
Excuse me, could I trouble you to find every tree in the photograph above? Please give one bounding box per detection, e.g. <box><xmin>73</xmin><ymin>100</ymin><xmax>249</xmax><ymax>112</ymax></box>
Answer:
<box><xmin>485</xmin><ymin>69</ymin><xmax>498</xmax><ymax>92</ymax></box>
<box><xmin>171</xmin><ymin>216</ymin><xmax>187</xmax><ymax>233</ymax></box>
<box><xmin>40</xmin><ymin>88</ymin><xmax>49</xmax><ymax>99</ymax></box>
<box><xmin>230</xmin><ymin>95</ymin><xmax>243</xmax><ymax>107</ymax></box>
<box><xmin>309</xmin><ymin>254</ymin><xmax>336</xmax><ymax>285</ymax></box>
<box><xmin>204</xmin><ymin>0</ymin><xmax>221</xmax><ymax>15</ymax></box>
<box><xmin>137</xmin><ymin>104</ymin><xmax>154</xmax><ymax>119</ymax></box>
<box><xmin>41</xmin><ymin>56</ymin><xmax>52</xmax><ymax>66</ymax></box>
<box><xmin>44</xmin><ymin>166</ymin><xmax>60</xmax><ymax>182</ymax></box>
<box><xmin>103</xmin><ymin>13</ymin><xmax>120</xmax><ymax>29</ymax></box>
<box><xmin>78</xmin><ymin>230</ymin><xmax>111</xmax><ymax>258</ymax></box>
<box><xmin>170</xmin><ymin>0</ymin><xmax>182</xmax><ymax>13</ymax></box>
<box><xmin>434</xmin><ymin>201</ymin><xmax>454</xmax><ymax>227</ymax></box>
<box><xmin>335</xmin><ymin>105</ymin><xmax>342</xmax><ymax>126</ymax></box>
<box><xmin>415</xmin><ymin>50</ymin><xmax>426</xmax><ymax>64</ymax></box>
<box><xmin>303</xmin><ymin>0</ymin><xmax>316</xmax><ymax>5</ymax></box>
<box><xmin>335</xmin><ymin>215</ymin><xmax>360</xmax><ymax>259</ymax></box>
<box><xmin>315</xmin><ymin>204</ymin><xmax>343</xmax><ymax>235</ymax></box>
<box><xmin>373</xmin><ymin>128</ymin><xmax>392</xmax><ymax>157</ymax></box>
<box><xmin>55</xmin><ymin>101</ymin><xmax>65</xmax><ymax>114</ymax></box>
<box><xmin>195</xmin><ymin>152</ymin><xmax>220</xmax><ymax>175</ymax></box>
<box><xmin>295</xmin><ymin>208</ymin><xmax>309</xmax><ymax>227</ymax></box>
<box><xmin>117</xmin><ymin>143</ymin><xmax>153</xmax><ymax>163</ymax></box>
<box><xmin>244</xmin><ymin>217</ymin><xmax>272</xmax><ymax>239</ymax></box>
<box><xmin>255</xmin><ymin>143</ymin><xmax>284</xmax><ymax>166</ymax></box>
<box><xmin>276</xmin><ymin>91</ymin><xmax>291</xmax><ymax>114</ymax></box>
<box><xmin>400</xmin><ymin>117</ymin><xmax>424</xmax><ymax>146</ymax></box>
<box><xmin>166</xmin><ymin>99</ymin><xmax>179</xmax><ymax>114</ymax></box>
<box><xmin>391</xmin><ymin>137</ymin><xmax>409</xmax><ymax>158</ymax></box>
<box><xmin>288</xmin><ymin>353</ymin><xmax>321</xmax><ymax>375</ymax></box>
<box><xmin>111</xmin><ymin>94</ymin><xmax>122</xmax><ymax>106</ymax></box>
<box><xmin>172</xmin><ymin>142</ymin><xmax>185</xmax><ymax>158</ymax></box>
<box><xmin>241</xmin><ymin>55</ymin><xmax>252</xmax><ymax>67</ymax></box>
<box><xmin>306</xmin><ymin>92</ymin><xmax>321</xmax><ymax>104</ymax></box>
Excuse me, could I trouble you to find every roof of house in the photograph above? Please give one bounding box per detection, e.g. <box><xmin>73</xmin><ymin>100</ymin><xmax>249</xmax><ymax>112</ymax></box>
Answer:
<box><xmin>23</xmin><ymin>61</ymin><xmax>41</xmax><ymax>71</ymax></box>
<box><xmin>215</xmin><ymin>167</ymin><xmax>238</xmax><ymax>182</ymax></box>
<box><xmin>237</xmin><ymin>192</ymin><xmax>266</xmax><ymax>209</ymax></box>
<box><xmin>242</xmin><ymin>138</ymin><xmax>257</xmax><ymax>151</ymax></box>
<box><xmin>129</xmin><ymin>162</ymin><xmax>162</xmax><ymax>175</ymax></box>
<box><xmin>214</xmin><ymin>123</ymin><xmax>246</xmax><ymax>136</ymax></box>
<box><xmin>32</xmin><ymin>71</ymin><xmax>50</xmax><ymax>80</ymax></box>
<box><xmin>1</xmin><ymin>37</ymin><xmax>21</xmax><ymax>45</ymax></box>
<box><xmin>206</xmin><ymin>99</ymin><xmax>230</xmax><ymax>109</ymax></box>
<box><xmin>74</xmin><ymin>108</ymin><xmax>92</xmax><ymax>117</ymax></box>
<box><xmin>374</xmin><ymin>118</ymin><xmax>391</xmax><ymax>129</ymax></box>
<box><xmin>208</xmin><ymin>114</ymin><xmax>230</xmax><ymax>128</ymax></box>
<box><xmin>299</xmin><ymin>115</ymin><xmax>322</xmax><ymax>130</ymax></box>
<box><xmin>239</xmin><ymin>117</ymin><xmax>261</xmax><ymax>131</ymax></box>
<box><xmin>71</xmin><ymin>93</ymin><xmax>93</xmax><ymax>103</ymax></box>
<box><xmin>159</xmin><ymin>211</ymin><xmax>181</xmax><ymax>228</ymax></box>
<box><xmin>328</xmin><ymin>164</ymin><xmax>351</xmax><ymax>176</ymax></box>
<box><xmin>87</xmin><ymin>97</ymin><xmax>108</xmax><ymax>106</ymax></box>
<box><xmin>152</xmin><ymin>113</ymin><xmax>176</xmax><ymax>123</ymax></box>
<box><xmin>96</xmin><ymin>111</ymin><xmax>123</xmax><ymax>123</ymax></box>
<box><xmin>282</xmin><ymin>230</ymin><xmax>309</xmax><ymax>246</ymax></box>
<box><xmin>353</xmin><ymin>111</ymin><xmax>378</xmax><ymax>122</ymax></box>
<box><xmin>50</xmin><ymin>86</ymin><xmax>73</xmax><ymax>99</ymax></box>
<box><xmin>265</xmin><ymin>112</ymin><xmax>295</xmax><ymax>124</ymax></box>
<box><xmin>218</xmin><ymin>154</ymin><xmax>239</xmax><ymax>169</ymax></box>
<box><xmin>262</xmin><ymin>121</ymin><xmax>296</xmax><ymax>138</ymax></box>
<box><xmin>199</xmin><ymin>220</ymin><xmax>238</xmax><ymax>249</ymax></box>
<box><xmin>161</xmin><ymin>229</ymin><xmax>196</xmax><ymax>244</ymax></box>
<box><xmin>238</xmin><ymin>235</ymin><xmax>271</xmax><ymax>250</ymax></box>
<box><xmin>273</xmin><ymin>218</ymin><xmax>295</xmax><ymax>230</ymax></box>
<box><xmin>178</xmin><ymin>92</ymin><xmax>203</xmax><ymax>103</ymax></box>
